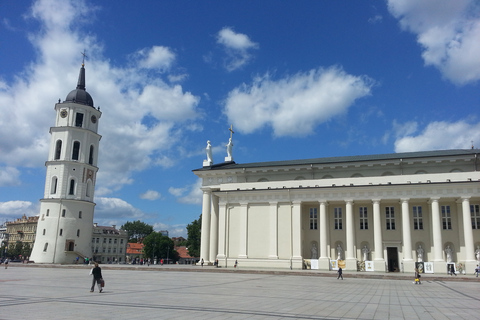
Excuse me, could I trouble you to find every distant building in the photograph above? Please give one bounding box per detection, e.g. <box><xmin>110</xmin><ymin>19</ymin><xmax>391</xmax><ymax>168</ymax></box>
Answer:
<box><xmin>172</xmin><ymin>236</ymin><xmax>186</xmax><ymax>246</ymax></box>
<box><xmin>126</xmin><ymin>243</ymin><xmax>144</xmax><ymax>263</ymax></box>
<box><xmin>91</xmin><ymin>224</ymin><xmax>128</xmax><ymax>264</ymax></box>
<box><xmin>175</xmin><ymin>245</ymin><xmax>197</xmax><ymax>264</ymax></box>
<box><xmin>159</xmin><ymin>230</ymin><xmax>169</xmax><ymax>237</ymax></box>
<box><xmin>5</xmin><ymin>215</ymin><xmax>39</xmax><ymax>258</ymax></box>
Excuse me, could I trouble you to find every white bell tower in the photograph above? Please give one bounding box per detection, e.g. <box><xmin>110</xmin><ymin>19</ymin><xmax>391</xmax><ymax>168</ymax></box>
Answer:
<box><xmin>30</xmin><ymin>61</ymin><xmax>102</xmax><ymax>264</ymax></box>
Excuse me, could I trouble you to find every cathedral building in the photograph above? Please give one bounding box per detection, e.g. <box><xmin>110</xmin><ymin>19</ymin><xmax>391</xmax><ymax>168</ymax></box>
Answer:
<box><xmin>194</xmin><ymin>148</ymin><xmax>480</xmax><ymax>274</ymax></box>
<box><xmin>30</xmin><ymin>62</ymin><xmax>102</xmax><ymax>264</ymax></box>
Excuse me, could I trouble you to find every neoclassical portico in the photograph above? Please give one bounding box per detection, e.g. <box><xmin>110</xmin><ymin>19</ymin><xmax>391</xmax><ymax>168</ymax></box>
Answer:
<box><xmin>193</xmin><ymin>149</ymin><xmax>480</xmax><ymax>273</ymax></box>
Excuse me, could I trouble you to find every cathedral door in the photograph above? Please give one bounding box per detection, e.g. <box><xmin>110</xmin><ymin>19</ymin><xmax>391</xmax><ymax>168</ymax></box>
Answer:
<box><xmin>387</xmin><ymin>247</ymin><xmax>399</xmax><ymax>272</ymax></box>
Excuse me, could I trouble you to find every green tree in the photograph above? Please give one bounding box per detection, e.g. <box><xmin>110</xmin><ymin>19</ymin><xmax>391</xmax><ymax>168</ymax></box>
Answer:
<box><xmin>186</xmin><ymin>214</ymin><xmax>201</xmax><ymax>258</ymax></box>
<box><xmin>8</xmin><ymin>241</ymin><xmax>24</xmax><ymax>258</ymax></box>
<box><xmin>120</xmin><ymin>220</ymin><xmax>154</xmax><ymax>242</ymax></box>
<box><xmin>143</xmin><ymin>232</ymin><xmax>177</xmax><ymax>262</ymax></box>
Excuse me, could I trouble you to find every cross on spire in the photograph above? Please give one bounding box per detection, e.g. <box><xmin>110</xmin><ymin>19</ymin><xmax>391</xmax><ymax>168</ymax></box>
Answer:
<box><xmin>81</xmin><ymin>50</ymin><xmax>88</xmax><ymax>66</ymax></box>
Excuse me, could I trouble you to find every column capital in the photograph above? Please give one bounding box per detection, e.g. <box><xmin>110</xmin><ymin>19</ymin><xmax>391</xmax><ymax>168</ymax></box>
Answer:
<box><xmin>201</xmin><ymin>187</ymin><xmax>212</xmax><ymax>193</ymax></box>
<box><xmin>372</xmin><ymin>199</ymin><xmax>381</xmax><ymax>204</ymax></box>
<box><xmin>400</xmin><ymin>198</ymin><xmax>410</xmax><ymax>203</ymax></box>
<box><xmin>428</xmin><ymin>197</ymin><xmax>440</xmax><ymax>204</ymax></box>
<box><xmin>345</xmin><ymin>199</ymin><xmax>354</xmax><ymax>205</ymax></box>
<box><xmin>457</xmin><ymin>196</ymin><xmax>471</xmax><ymax>204</ymax></box>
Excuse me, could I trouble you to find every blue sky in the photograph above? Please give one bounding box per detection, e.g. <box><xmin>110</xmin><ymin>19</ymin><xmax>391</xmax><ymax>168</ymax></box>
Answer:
<box><xmin>1</xmin><ymin>0</ymin><xmax>479</xmax><ymax>237</ymax></box>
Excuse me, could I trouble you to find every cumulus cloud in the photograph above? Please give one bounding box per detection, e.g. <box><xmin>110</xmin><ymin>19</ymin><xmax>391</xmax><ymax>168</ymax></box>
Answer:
<box><xmin>0</xmin><ymin>0</ymin><xmax>201</xmax><ymax>196</ymax></box>
<box><xmin>394</xmin><ymin>120</ymin><xmax>480</xmax><ymax>152</ymax></box>
<box><xmin>0</xmin><ymin>201</ymin><xmax>37</xmax><ymax>220</ymax></box>
<box><xmin>169</xmin><ymin>180</ymin><xmax>203</xmax><ymax>205</ymax></box>
<box><xmin>135</xmin><ymin>46</ymin><xmax>176</xmax><ymax>71</ymax></box>
<box><xmin>0</xmin><ymin>167</ymin><xmax>21</xmax><ymax>187</ymax></box>
<box><xmin>223</xmin><ymin>67</ymin><xmax>373</xmax><ymax>137</ymax></box>
<box><xmin>217</xmin><ymin>27</ymin><xmax>259</xmax><ymax>71</ymax></box>
<box><xmin>140</xmin><ymin>190</ymin><xmax>161</xmax><ymax>201</ymax></box>
<box><xmin>387</xmin><ymin>0</ymin><xmax>480</xmax><ymax>85</ymax></box>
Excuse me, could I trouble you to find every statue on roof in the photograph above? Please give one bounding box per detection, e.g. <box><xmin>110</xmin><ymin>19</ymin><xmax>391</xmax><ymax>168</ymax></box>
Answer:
<box><xmin>203</xmin><ymin>140</ymin><xmax>213</xmax><ymax>167</ymax></box>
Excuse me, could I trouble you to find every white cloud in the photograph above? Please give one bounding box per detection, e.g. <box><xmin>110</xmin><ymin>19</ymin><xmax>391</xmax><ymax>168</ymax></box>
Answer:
<box><xmin>224</xmin><ymin>67</ymin><xmax>373</xmax><ymax>137</ymax></box>
<box><xmin>217</xmin><ymin>27</ymin><xmax>259</xmax><ymax>71</ymax></box>
<box><xmin>0</xmin><ymin>167</ymin><xmax>21</xmax><ymax>186</ymax></box>
<box><xmin>387</xmin><ymin>0</ymin><xmax>480</xmax><ymax>85</ymax></box>
<box><xmin>140</xmin><ymin>190</ymin><xmax>161</xmax><ymax>201</ymax></box>
<box><xmin>0</xmin><ymin>0</ymin><xmax>202</xmax><ymax>196</ymax></box>
<box><xmin>394</xmin><ymin>120</ymin><xmax>480</xmax><ymax>152</ymax></box>
<box><xmin>0</xmin><ymin>201</ymin><xmax>37</xmax><ymax>219</ymax></box>
<box><xmin>135</xmin><ymin>46</ymin><xmax>176</xmax><ymax>71</ymax></box>
<box><xmin>169</xmin><ymin>179</ymin><xmax>203</xmax><ymax>205</ymax></box>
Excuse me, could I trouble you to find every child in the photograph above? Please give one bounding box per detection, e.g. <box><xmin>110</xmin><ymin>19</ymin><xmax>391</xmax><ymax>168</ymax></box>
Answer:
<box><xmin>414</xmin><ymin>268</ymin><xmax>422</xmax><ymax>284</ymax></box>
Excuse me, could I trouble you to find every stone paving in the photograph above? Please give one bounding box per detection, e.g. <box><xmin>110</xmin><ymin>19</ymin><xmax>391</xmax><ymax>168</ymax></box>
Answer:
<box><xmin>0</xmin><ymin>263</ymin><xmax>479</xmax><ymax>319</ymax></box>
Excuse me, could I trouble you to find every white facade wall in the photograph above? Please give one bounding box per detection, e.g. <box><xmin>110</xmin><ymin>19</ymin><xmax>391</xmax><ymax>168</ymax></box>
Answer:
<box><xmin>194</xmin><ymin>150</ymin><xmax>480</xmax><ymax>273</ymax></box>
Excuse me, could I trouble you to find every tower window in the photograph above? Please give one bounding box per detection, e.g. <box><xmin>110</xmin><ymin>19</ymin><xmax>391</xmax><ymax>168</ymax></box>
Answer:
<box><xmin>62</xmin><ymin>209</ymin><xmax>66</xmax><ymax>217</ymax></box>
<box><xmin>43</xmin><ymin>243</ymin><xmax>48</xmax><ymax>252</ymax></box>
<box><xmin>79</xmin><ymin>211</ymin><xmax>82</xmax><ymax>219</ymax></box>
<box><xmin>46</xmin><ymin>209</ymin><xmax>49</xmax><ymax>217</ymax></box>
<box><xmin>43</xmin><ymin>229</ymin><xmax>46</xmax><ymax>235</ymax></box>
<box><xmin>89</xmin><ymin>145</ymin><xmax>94</xmax><ymax>165</ymax></box>
<box><xmin>54</xmin><ymin>140</ymin><xmax>62</xmax><ymax>160</ymax></box>
<box><xmin>72</xmin><ymin>141</ymin><xmax>80</xmax><ymax>160</ymax></box>
<box><xmin>75</xmin><ymin>113</ymin><xmax>84</xmax><ymax>127</ymax></box>
<box><xmin>69</xmin><ymin>179</ymin><xmax>75</xmax><ymax>195</ymax></box>
<box><xmin>59</xmin><ymin>229</ymin><xmax>63</xmax><ymax>236</ymax></box>
<box><xmin>51</xmin><ymin>176</ymin><xmax>58</xmax><ymax>194</ymax></box>
<box><xmin>77</xmin><ymin>229</ymin><xmax>80</xmax><ymax>237</ymax></box>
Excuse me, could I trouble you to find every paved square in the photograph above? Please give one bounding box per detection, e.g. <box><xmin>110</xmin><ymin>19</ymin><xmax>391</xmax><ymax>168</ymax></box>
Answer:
<box><xmin>1</xmin><ymin>265</ymin><xmax>479</xmax><ymax>319</ymax></box>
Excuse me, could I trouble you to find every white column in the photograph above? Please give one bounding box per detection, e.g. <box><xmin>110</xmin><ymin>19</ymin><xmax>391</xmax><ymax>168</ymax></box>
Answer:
<box><xmin>238</xmin><ymin>203</ymin><xmax>248</xmax><ymax>258</ymax></box>
<box><xmin>269</xmin><ymin>202</ymin><xmax>278</xmax><ymax>259</ymax></box>
<box><xmin>401</xmin><ymin>198</ymin><xmax>413</xmax><ymax>261</ymax></box>
<box><xmin>373</xmin><ymin>199</ymin><xmax>383</xmax><ymax>260</ymax></box>
<box><xmin>209</xmin><ymin>195</ymin><xmax>219</xmax><ymax>263</ymax></box>
<box><xmin>345</xmin><ymin>200</ymin><xmax>355</xmax><ymax>259</ymax></box>
<box><xmin>461</xmin><ymin>197</ymin><xmax>475</xmax><ymax>261</ymax></box>
<box><xmin>319</xmin><ymin>201</ymin><xmax>328</xmax><ymax>258</ymax></box>
<box><xmin>430</xmin><ymin>198</ymin><xmax>443</xmax><ymax>261</ymax></box>
<box><xmin>291</xmin><ymin>201</ymin><xmax>302</xmax><ymax>260</ymax></box>
<box><xmin>217</xmin><ymin>201</ymin><xmax>227</xmax><ymax>260</ymax></box>
<box><xmin>199</xmin><ymin>188</ymin><xmax>211</xmax><ymax>263</ymax></box>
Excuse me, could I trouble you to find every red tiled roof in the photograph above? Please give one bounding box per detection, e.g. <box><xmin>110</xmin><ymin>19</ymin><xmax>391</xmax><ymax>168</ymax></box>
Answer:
<box><xmin>126</xmin><ymin>243</ymin><xmax>144</xmax><ymax>254</ymax></box>
<box><xmin>175</xmin><ymin>246</ymin><xmax>192</xmax><ymax>258</ymax></box>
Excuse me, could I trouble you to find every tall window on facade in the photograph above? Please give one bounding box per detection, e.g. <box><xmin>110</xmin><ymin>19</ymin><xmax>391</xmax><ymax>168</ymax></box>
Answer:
<box><xmin>69</xmin><ymin>179</ymin><xmax>75</xmax><ymax>195</ymax></box>
<box><xmin>441</xmin><ymin>206</ymin><xmax>452</xmax><ymax>230</ymax></box>
<box><xmin>46</xmin><ymin>209</ymin><xmax>49</xmax><ymax>216</ymax></box>
<box><xmin>59</xmin><ymin>229</ymin><xmax>63</xmax><ymax>236</ymax></box>
<box><xmin>334</xmin><ymin>208</ymin><xmax>343</xmax><ymax>230</ymax></box>
<box><xmin>43</xmin><ymin>229</ymin><xmax>46</xmax><ymax>235</ymax></box>
<box><xmin>386</xmin><ymin>207</ymin><xmax>395</xmax><ymax>230</ymax></box>
<box><xmin>72</xmin><ymin>141</ymin><xmax>80</xmax><ymax>160</ymax></box>
<box><xmin>43</xmin><ymin>243</ymin><xmax>48</xmax><ymax>252</ymax></box>
<box><xmin>75</xmin><ymin>113</ymin><xmax>84</xmax><ymax>127</ymax></box>
<box><xmin>359</xmin><ymin>207</ymin><xmax>368</xmax><ymax>230</ymax></box>
<box><xmin>89</xmin><ymin>145</ymin><xmax>94</xmax><ymax>165</ymax></box>
<box><xmin>471</xmin><ymin>204</ymin><xmax>480</xmax><ymax>229</ymax></box>
<box><xmin>54</xmin><ymin>140</ymin><xmax>62</xmax><ymax>160</ymax></box>
<box><xmin>62</xmin><ymin>209</ymin><xmax>66</xmax><ymax>217</ymax></box>
<box><xmin>413</xmin><ymin>206</ymin><xmax>423</xmax><ymax>230</ymax></box>
<box><xmin>309</xmin><ymin>208</ymin><xmax>318</xmax><ymax>230</ymax></box>
<box><xmin>79</xmin><ymin>211</ymin><xmax>82</xmax><ymax>219</ymax></box>
<box><xmin>77</xmin><ymin>229</ymin><xmax>80</xmax><ymax>237</ymax></box>
<box><xmin>51</xmin><ymin>177</ymin><xmax>58</xmax><ymax>194</ymax></box>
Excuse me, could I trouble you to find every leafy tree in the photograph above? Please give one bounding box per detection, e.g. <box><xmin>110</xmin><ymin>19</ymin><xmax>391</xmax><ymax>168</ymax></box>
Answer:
<box><xmin>143</xmin><ymin>232</ymin><xmax>177</xmax><ymax>262</ymax></box>
<box><xmin>186</xmin><ymin>214</ymin><xmax>201</xmax><ymax>258</ymax></box>
<box><xmin>120</xmin><ymin>220</ymin><xmax>154</xmax><ymax>242</ymax></box>
<box><xmin>8</xmin><ymin>241</ymin><xmax>24</xmax><ymax>258</ymax></box>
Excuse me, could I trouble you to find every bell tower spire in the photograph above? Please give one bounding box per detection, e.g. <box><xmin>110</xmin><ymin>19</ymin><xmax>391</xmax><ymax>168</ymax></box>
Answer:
<box><xmin>30</xmin><ymin>56</ymin><xmax>102</xmax><ymax>264</ymax></box>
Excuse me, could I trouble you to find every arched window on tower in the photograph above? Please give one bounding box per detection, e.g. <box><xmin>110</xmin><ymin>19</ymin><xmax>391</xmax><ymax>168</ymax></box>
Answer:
<box><xmin>69</xmin><ymin>179</ymin><xmax>75</xmax><ymax>195</ymax></box>
<box><xmin>51</xmin><ymin>177</ymin><xmax>58</xmax><ymax>194</ymax></box>
<box><xmin>72</xmin><ymin>141</ymin><xmax>80</xmax><ymax>160</ymax></box>
<box><xmin>54</xmin><ymin>140</ymin><xmax>62</xmax><ymax>160</ymax></box>
<box><xmin>89</xmin><ymin>145</ymin><xmax>94</xmax><ymax>165</ymax></box>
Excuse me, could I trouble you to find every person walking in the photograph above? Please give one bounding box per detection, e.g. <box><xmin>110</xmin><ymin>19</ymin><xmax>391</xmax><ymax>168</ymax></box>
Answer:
<box><xmin>201</xmin><ymin>258</ymin><xmax>204</xmax><ymax>267</ymax></box>
<box><xmin>4</xmin><ymin>258</ymin><xmax>8</xmax><ymax>269</ymax></box>
<box><xmin>475</xmin><ymin>265</ymin><xmax>479</xmax><ymax>277</ymax></box>
<box><xmin>90</xmin><ymin>262</ymin><xmax>104</xmax><ymax>293</ymax></box>
<box><xmin>337</xmin><ymin>267</ymin><xmax>343</xmax><ymax>280</ymax></box>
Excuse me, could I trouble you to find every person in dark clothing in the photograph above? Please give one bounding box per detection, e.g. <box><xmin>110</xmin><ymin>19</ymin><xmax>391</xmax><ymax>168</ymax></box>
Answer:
<box><xmin>337</xmin><ymin>267</ymin><xmax>343</xmax><ymax>280</ymax></box>
<box><xmin>90</xmin><ymin>262</ymin><xmax>103</xmax><ymax>293</ymax></box>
